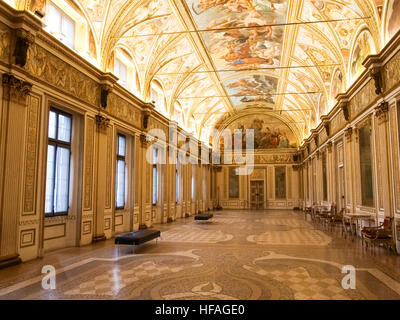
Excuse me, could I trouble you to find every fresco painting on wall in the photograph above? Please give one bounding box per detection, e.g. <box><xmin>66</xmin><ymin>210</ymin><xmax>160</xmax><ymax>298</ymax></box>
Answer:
<box><xmin>387</xmin><ymin>0</ymin><xmax>400</xmax><ymax>40</ymax></box>
<box><xmin>226</xmin><ymin>114</ymin><xmax>297</xmax><ymax>149</ymax></box>
<box><xmin>186</xmin><ymin>0</ymin><xmax>288</xmax><ymax>108</ymax></box>
<box><xmin>350</xmin><ymin>29</ymin><xmax>375</xmax><ymax>81</ymax></box>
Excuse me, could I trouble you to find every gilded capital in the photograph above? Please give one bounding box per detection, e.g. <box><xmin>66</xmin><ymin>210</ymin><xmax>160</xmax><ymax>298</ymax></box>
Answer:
<box><xmin>375</xmin><ymin>101</ymin><xmax>389</xmax><ymax>123</ymax></box>
<box><xmin>95</xmin><ymin>114</ymin><xmax>110</xmax><ymax>131</ymax></box>
<box><xmin>2</xmin><ymin>73</ymin><xmax>32</xmax><ymax>105</ymax></box>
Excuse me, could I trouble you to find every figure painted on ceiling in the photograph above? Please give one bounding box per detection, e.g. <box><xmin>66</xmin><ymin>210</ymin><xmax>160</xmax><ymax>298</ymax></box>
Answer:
<box><xmin>388</xmin><ymin>0</ymin><xmax>400</xmax><ymax>40</ymax></box>
<box><xmin>351</xmin><ymin>30</ymin><xmax>375</xmax><ymax>80</ymax></box>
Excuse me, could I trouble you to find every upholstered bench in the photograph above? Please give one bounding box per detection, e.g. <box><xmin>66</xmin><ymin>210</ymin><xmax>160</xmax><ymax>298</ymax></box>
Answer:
<box><xmin>115</xmin><ymin>229</ymin><xmax>161</xmax><ymax>246</ymax></box>
<box><xmin>194</xmin><ymin>213</ymin><xmax>213</xmax><ymax>221</ymax></box>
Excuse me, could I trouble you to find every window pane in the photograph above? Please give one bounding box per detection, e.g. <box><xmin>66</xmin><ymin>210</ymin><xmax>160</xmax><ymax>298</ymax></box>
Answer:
<box><xmin>176</xmin><ymin>172</ymin><xmax>179</xmax><ymax>202</ymax></box>
<box><xmin>48</xmin><ymin>111</ymin><xmax>57</xmax><ymax>139</ymax></box>
<box><xmin>54</xmin><ymin>147</ymin><xmax>70</xmax><ymax>212</ymax></box>
<box><xmin>115</xmin><ymin>59</ymin><xmax>127</xmax><ymax>86</ymax></box>
<box><xmin>57</xmin><ymin>113</ymin><xmax>71</xmax><ymax>142</ymax></box>
<box><xmin>153</xmin><ymin>147</ymin><xmax>158</xmax><ymax>164</ymax></box>
<box><xmin>118</xmin><ymin>135</ymin><xmax>126</xmax><ymax>156</ymax></box>
<box><xmin>116</xmin><ymin>159</ymin><xmax>125</xmax><ymax>208</ymax></box>
<box><xmin>45</xmin><ymin>145</ymin><xmax>56</xmax><ymax>213</ymax></box>
<box><xmin>48</xmin><ymin>5</ymin><xmax>61</xmax><ymax>34</ymax></box>
<box><xmin>61</xmin><ymin>16</ymin><xmax>75</xmax><ymax>48</ymax></box>
<box><xmin>151</xmin><ymin>87</ymin><xmax>158</xmax><ymax>105</ymax></box>
<box><xmin>152</xmin><ymin>166</ymin><xmax>158</xmax><ymax>205</ymax></box>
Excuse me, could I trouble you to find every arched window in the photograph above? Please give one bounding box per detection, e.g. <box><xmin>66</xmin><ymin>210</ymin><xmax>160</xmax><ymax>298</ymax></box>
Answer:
<box><xmin>150</xmin><ymin>80</ymin><xmax>167</xmax><ymax>115</ymax></box>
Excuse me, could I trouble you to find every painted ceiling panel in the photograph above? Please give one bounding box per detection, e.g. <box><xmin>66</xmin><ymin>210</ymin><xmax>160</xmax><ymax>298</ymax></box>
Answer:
<box><xmin>184</xmin><ymin>0</ymin><xmax>288</xmax><ymax>109</ymax></box>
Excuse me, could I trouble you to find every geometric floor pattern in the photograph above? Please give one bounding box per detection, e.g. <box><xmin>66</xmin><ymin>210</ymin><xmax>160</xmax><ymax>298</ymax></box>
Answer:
<box><xmin>0</xmin><ymin>209</ymin><xmax>400</xmax><ymax>300</ymax></box>
<box><xmin>64</xmin><ymin>261</ymin><xmax>195</xmax><ymax>296</ymax></box>
<box><xmin>247</xmin><ymin>229</ymin><xmax>332</xmax><ymax>246</ymax></box>
<box><xmin>244</xmin><ymin>266</ymin><xmax>350</xmax><ymax>300</ymax></box>
<box><xmin>160</xmin><ymin>225</ymin><xmax>233</xmax><ymax>243</ymax></box>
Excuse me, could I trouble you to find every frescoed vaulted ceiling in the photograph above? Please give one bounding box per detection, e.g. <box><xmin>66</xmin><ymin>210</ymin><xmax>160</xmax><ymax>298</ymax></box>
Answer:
<box><xmin>17</xmin><ymin>0</ymin><xmax>400</xmax><ymax>147</ymax></box>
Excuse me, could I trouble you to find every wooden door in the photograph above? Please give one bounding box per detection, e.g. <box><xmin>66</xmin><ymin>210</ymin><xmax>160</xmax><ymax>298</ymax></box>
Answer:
<box><xmin>250</xmin><ymin>180</ymin><xmax>264</xmax><ymax>209</ymax></box>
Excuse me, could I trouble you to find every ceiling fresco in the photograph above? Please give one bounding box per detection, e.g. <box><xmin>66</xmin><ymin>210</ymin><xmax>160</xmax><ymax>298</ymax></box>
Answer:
<box><xmin>184</xmin><ymin>0</ymin><xmax>287</xmax><ymax>109</ymax></box>
<box><xmin>18</xmin><ymin>0</ymin><xmax>400</xmax><ymax>146</ymax></box>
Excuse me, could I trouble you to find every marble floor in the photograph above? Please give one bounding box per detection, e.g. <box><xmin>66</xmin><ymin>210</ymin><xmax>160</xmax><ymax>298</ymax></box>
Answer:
<box><xmin>1</xmin><ymin>210</ymin><xmax>400</xmax><ymax>300</ymax></box>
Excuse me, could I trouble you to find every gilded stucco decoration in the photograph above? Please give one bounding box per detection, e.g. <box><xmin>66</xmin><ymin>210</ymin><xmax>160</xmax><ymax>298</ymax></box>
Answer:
<box><xmin>11</xmin><ymin>0</ymin><xmax>394</xmax><ymax>146</ymax></box>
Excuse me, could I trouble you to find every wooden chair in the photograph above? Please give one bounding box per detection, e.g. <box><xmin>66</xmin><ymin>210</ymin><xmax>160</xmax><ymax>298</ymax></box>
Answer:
<box><xmin>361</xmin><ymin>217</ymin><xmax>394</xmax><ymax>252</ymax></box>
<box><xmin>319</xmin><ymin>203</ymin><xmax>336</xmax><ymax>229</ymax></box>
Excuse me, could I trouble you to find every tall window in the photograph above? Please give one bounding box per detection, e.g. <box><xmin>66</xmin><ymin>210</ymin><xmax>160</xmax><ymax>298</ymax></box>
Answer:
<box><xmin>191</xmin><ymin>170</ymin><xmax>195</xmax><ymax>200</ymax></box>
<box><xmin>152</xmin><ymin>147</ymin><xmax>158</xmax><ymax>205</ymax></box>
<box><xmin>45</xmin><ymin>108</ymin><xmax>72</xmax><ymax>216</ymax></box>
<box><xmin>175</xmin><ymin>154</ymin><xmax>179</xmax><ymax>203</ymax></box>
<box><xmin>275</xmin><ymin>166</ymin><xmax>286</xmax><ymax>199</ymax></box>
<box><xmin>115</xmin><ymin>134</ymin><xmax>126</xmax><ymax>209</ymax></box>
<box><xmin>115</xmin><ymin>58</ymin><xmax>128</xmax><ymax>87</ymax></box>
<box><xmin>47</xmin><ymin>3</ymin><xmax>75</xmax><ymax>49</ymax></box>
<box><xmin>359</xmin><ymin>125</ymin><xmax>374</xmax><ymax>206</ymax></box>
<box><xmin>229</xmin><ymin>167</ymin><xmax>239</xmax><ymax>198</ymax></box>
<box><xmin>322</xmin><ymin>151</ymin><xmax>328</xmax><ymax>201</ymax></box>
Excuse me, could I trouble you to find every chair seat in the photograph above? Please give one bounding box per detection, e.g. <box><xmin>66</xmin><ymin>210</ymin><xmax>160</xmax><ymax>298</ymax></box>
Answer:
<box><xmin>363</xmin><ymin>233</ymin><xmax>391</xmax><ymax>240</ymax></box>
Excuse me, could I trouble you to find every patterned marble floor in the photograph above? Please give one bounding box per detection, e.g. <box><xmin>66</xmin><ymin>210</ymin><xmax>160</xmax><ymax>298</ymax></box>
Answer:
<box><xmin>1</xmin><ymin>210</ymin><xmax>400</xmax><ymax>300</ymax></box>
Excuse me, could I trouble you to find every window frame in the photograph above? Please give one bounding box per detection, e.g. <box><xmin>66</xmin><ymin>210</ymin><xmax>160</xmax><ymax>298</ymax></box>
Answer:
<box><xmin>115</xmin><ymin>133</ymin><xmax>126</xmax><ymax>210</ymax></box>
<box><xmin>48</xmin><ymin>2</ymin><xmax>76</xmax><ymax>49</ymax></box>
<box><xmin>115</xmin><ymin>58</ymin><xmax>128</xmax><ymax>87</ymax></box>
<box><xmin>45</xmin><ymin>107</ymin><xmax>72</xmax><ymax>217</ymax></box>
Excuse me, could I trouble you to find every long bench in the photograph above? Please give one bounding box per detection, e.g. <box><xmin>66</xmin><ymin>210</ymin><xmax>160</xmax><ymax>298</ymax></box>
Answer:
<box><xmin>194</xmin><ymin>213</ymin><xmax>213</xmax><ymax>221</ymax></box>
<box><xmin>115</xmin><ymin>229</ymin><xmax>161</xmax><ymax>246</ymax></box>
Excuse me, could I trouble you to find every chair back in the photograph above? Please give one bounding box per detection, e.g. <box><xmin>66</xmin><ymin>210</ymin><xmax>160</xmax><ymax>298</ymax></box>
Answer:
<box><xmin>383</xmin><ymin>217</ymin><xmax>392</xmax><ymax>229</ymax></box>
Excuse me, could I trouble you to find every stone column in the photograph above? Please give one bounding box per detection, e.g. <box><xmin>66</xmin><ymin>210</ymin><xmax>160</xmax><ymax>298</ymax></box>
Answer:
<box><xmin>139</xmin><ymin>134</ymin><xmax>150</xmax><ymax>229</ymax></box>
<box><xmin>0</xmin><ymin>74</ymin><xmax>32</xmax><ymax>268</ymax></box>
<box><xmin>92</xmin><ymin>114</ymin><xmax>110</xmax><ymax>242</ymax></box>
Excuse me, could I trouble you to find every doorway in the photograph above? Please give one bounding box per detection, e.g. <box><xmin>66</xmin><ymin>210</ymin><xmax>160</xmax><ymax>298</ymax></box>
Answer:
<box><xmin>250</xmin><ymin>180</ymin><xmax>264</xmax><ymax>209</ymax></box>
